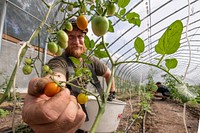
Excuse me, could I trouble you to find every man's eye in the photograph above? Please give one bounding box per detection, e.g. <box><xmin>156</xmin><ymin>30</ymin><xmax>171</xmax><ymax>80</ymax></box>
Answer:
<box><xmin>69</xmin><ymin>36</ymin><xmax>74</xmax><ymax>40</ymax></box>
<box><xmin>78</xmin><ymin>35</ymin><xmax>84</xmax><ymax>39</ymax></box>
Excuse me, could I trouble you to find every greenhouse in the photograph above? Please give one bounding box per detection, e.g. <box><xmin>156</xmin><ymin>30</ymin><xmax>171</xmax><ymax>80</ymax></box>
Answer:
<box><xmin>0</xmin><ymin>0</ymin><xmax>200</xmax><ymax>133</ymax></box>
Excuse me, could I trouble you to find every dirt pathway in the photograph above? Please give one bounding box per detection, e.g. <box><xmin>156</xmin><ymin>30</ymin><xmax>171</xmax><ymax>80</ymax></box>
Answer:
<box><xmin>145</xmin><ymin>98</ymin><xmax>199</xmax><ymax>133</ymax></box>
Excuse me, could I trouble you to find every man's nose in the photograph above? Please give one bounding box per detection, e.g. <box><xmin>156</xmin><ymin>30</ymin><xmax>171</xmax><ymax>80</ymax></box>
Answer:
<box><xmin>73</xmin><ymin>36</ymin><xmax>79</xmax><ymax>44</ymax></box>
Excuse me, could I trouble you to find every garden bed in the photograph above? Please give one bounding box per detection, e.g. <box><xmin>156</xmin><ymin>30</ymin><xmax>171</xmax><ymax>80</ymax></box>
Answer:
<box><xmin>0</xmin><ymin>95</ymin><xmax>200</xmax><ymax>133</ymax></box>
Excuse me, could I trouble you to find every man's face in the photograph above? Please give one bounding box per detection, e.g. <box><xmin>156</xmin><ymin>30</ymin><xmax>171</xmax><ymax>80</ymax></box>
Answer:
<box><xmin>156</xmin><ymin>84</ymin><xmax>161</xmax><ymax>87</ymax></box>
<box><xmin>65</xmin><ymin>29</ymin><xmax>87</xmax><ymax>58</ymax></box>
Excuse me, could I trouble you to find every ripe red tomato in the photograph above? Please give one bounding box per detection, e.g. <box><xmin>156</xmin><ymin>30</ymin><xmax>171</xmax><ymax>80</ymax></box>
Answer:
<box><xmin>44</xmin><ymin>82</ymin><xmax>61</xmax><ymax>97</ymax></box>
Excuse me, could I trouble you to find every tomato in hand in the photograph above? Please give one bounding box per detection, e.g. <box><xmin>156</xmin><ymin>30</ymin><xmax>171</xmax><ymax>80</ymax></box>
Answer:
<box><xmin>77</xmin><ymin>93</ymin><xmax>88</xmax><ymax>104</ymax></box>
<box><xmin>76</xmin><ymin>15</ymin><xmax>88</xmax><ymax>31</ymax></box>
<box><xmin>44</xmin><ymin>82</ymin><xmax>61</xmax><ymax>97</ymax></box>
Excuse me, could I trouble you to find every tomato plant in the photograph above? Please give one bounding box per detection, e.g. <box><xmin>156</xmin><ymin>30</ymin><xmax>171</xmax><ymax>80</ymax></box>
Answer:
<box><xmin>76</xmin><ymin>15</ymin><xmax>88</xmax><ymax>31</ymax></box>
<box><xmin>44</xmin><ymin>82</ymin><xmax>61</xmax><ymax>97</ymax></box>
<box><xmin>77</xmin><ymin>93</ymin><xmax>88</xmax><ymax>104</ymax></box>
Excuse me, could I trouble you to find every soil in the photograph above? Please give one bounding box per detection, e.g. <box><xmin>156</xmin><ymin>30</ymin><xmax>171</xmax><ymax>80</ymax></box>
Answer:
<box><xmin>117</xmin><ymin>97</ymin><xmax>200</xmax><ymax>133</ymax></box>
<box><xmin>0</xmin><ymin>96</ymin><xmax>200</xmax><ymax>133</ymax></box>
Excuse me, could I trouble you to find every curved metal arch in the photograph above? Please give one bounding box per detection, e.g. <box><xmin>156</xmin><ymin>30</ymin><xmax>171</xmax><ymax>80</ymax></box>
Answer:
<box><xmin>108</xmin><ymin>0</ymin><xmax>200</xmax><ymax>60</ymax></box>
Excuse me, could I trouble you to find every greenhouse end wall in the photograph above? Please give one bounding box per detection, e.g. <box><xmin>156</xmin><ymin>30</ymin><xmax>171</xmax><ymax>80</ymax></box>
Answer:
<box><xmin>0</xmin><ymin>39</ymin><xmax>52</xmax><ymax>93</ymax></box>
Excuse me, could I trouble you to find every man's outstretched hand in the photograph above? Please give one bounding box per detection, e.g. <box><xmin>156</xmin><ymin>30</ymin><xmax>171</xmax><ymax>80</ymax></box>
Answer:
<box><xmin>22</xmin><ymin>78</ymin><xmax>86</xmax><ymax>133</ymax></box>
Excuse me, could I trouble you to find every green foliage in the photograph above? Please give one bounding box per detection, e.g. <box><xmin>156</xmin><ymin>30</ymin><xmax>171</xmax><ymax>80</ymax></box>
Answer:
<box><xmin>118</xmin><ymin>0</ymin><xmax>130</xmax><ymax>8</ymax></box>
<box><xmin>108</xmin><ymin>20</ymin><xmax>114</xmax><ymax>32</ymax></box>
<box><xmin>155</xmin><ymin>20</ymin><xmax>183</xmax><ymax>55</ymax></box>
<box><xmin>139</xmin><ymin>92</ymin><xmax>153</xmax><ymax>112</ymax></box>
<box><xmin>0</xmin><ymin>108</ymin><xmax>9</xmax><ymax>117</ymax></box>
<box><xmin>126</xmin><ymin>12</ymin><xmax>141</xmax><ymax>26</ymax></box>
<box><xmin>134</xmin><ymin>37</ymin><xmax>145</xmax><ymax>54</ymax></box>
<box><xmin>165</xmin><ymin>58</ymin><xmax>178</xmax><ymax>71</ymax></box>
<box><xmin>145</xmin><ymin>71</ymin><xmax>157</xmax><ymax>91</ymax></box>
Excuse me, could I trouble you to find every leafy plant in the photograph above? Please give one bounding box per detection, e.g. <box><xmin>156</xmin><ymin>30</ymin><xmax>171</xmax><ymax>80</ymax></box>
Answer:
<box><xmin>1</xmin><ymin>0</ymin><xmax>191</xmax><ymax>132</ymax></box>
<box><xmin>0</xmin><ymin>108</ymin><xmax>10</xmax><ymax>117</ymax></box>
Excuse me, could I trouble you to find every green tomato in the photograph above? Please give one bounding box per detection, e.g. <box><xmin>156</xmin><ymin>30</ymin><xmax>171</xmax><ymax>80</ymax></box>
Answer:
<box><xmin>91</xmin><ymin>16</ymin><xmax>109</xmax><ymax>37</ymax></box>
<box><xmin>48</xmin><ymin>42</ymin><xmax>58</xmax><ymax>54</ymax></box>
<box><xmin>107</xmin><ymin>2</ymin><xmax>116</xmax><ymax>16</ymax></box>
<box><xmin>42</xmin><ymin>65</ymin><xmax>50</xmax><ymax>72</ymax></box>
<box><xmin>57</xmin><ymin>30</ymin><xmax>68</xmax><ymax>49</ymax></box>
<box><xmin>56</xmin><ymin>45</ymin><xmax>63</xmax><ymax>56</ymax></box>
<box><xmin>22</xmin><ymin>65</ymin><xmax>32</xmax><ymax>75</ymax></box>
<box><xmin>25</xmin><ymin>58</ymin><xmax>32</xmax><ymax>65</ymax></box>
<box><xmin>67</xmin><ymin>4</ymin><xmax>73</xmax><ymax>11</ymax></box>
<box><xmin>65</xmin><ymin>21</ymin><xmax>73</xmax><ymax>32</ymax></box>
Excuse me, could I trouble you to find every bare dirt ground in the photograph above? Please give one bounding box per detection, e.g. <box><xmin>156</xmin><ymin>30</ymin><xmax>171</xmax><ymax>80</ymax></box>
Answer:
<box><xmin>117</xmin><ymin>97</ymin><xmax>200</xmax><ymax>133</ymax></box>
<box><xmin>0</xmin><ymin>96</ymin><xmax>200</xmax><ymax>133</ymax></box>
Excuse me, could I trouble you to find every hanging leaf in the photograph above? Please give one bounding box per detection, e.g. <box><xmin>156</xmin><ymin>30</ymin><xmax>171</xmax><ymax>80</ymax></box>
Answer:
<box><xmin>155</xmin><ymin>20</ymin><xmax>183</xmax><ymax>55</ymax></box>
<box><xmin>74</xmin><ymin>68</ymin><xmax>83</xmax><ymax>77</ymax></box>
<box><xmin>165</xmin><ymin>58</ymin><xmax>178</xmax><ymax>70</ymax></box>
<box><xmin>118</xmin><ymin>0</ymin><xmax>130</xmax><ymax>8</ymax></box>
<box><xmin>84</xmin><ymin>35</ymin><xmax>95</xmax><ymax>50</ymax></box>
<box><xmin>134</xmin><ymin>37</ymin><xmax>145</xmax><ymax>54</ymax></box>
<box><xmin>94</xmin><ymin>49</ymin><xmax>108</xmax><ymax>58</ymax></box>
<box><xmin>126</xmin><ymin>12</ymin><xmax>141</xmax><ymax>26</ymax></box>
<box><xmin>108</xmin><ymin>20</ymin><xmax>114</xmax><ymax>32</ymax></box>
<box><xmin>120</xmin><ymin>8</ymin><xmax>126</xmax><ymax>15</ymax></box>
<box><xmin>69</xmin><ymin>56</ymin><xmax>81</xmax><ymax>66</ymax></box>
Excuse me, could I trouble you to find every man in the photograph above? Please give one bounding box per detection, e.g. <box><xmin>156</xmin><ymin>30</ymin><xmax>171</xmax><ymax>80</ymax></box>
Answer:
<box><xmin>154</xmin><ymin>82</ymin><xmax>170</xmax><ymax>100</ymax></box>
<box><xmin>22</xmin><ymin>18</ymin><xmax>116</xmax><ymax>133</ymax></box>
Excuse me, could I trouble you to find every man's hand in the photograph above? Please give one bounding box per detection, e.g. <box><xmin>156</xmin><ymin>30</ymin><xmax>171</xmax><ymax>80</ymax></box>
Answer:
<box><xmin>22</xmin><ymin>78</ymin><xmax>86</xmax><ymax>133</ymax></box>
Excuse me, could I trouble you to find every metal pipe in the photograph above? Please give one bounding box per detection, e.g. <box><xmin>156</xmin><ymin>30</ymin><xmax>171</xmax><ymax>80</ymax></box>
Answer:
<box><xmin>0</xmin><ymin>0</ymin><xmax>7</xmax><ymax>50</ymax></box>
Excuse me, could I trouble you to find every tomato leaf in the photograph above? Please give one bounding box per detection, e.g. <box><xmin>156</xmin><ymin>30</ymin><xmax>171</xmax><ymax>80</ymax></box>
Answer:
<box><xmin>108</xmin><ymin>20</ymin><xmax>114</xmax><ymax>32</ymax></box>
<box><xmin>69</xmin><ymin>57</ymin><xmax>81</xmax><ymax>66</ymax></box>
<box><xmin>126</xmin><ymin>12</ymin><xmax>141</xmax><ymax>27</ymax></box>
<box><xmin>84</xmin><ymin>35</ymin><xmax>95</xmax><ymax>50</ymax></box>
<box><xmin>134</xmin><ymin>37</ymin><xmax>145</xmax><ymax>54</ymax></box>
<box><xmin>155</xmin><ymin>20</ymin><xmax>183</xmax><ymax>55</ymax></box>
<box><xmin>96</xmin><ymin>42</ymin><xmax>109</xmax><ymax>49</ymax></box>
<box><xmin>118</xmin><ymin>0</ymin><xmax>130</xmax><ymax>8</ymax></box>
<box><xmin>94</xmin><ymin>49</ymin><xmax>108</xmax><ymax>58</ymax></box>
<box><xmin>120</xmin><ymin>8</ymin><xmax>126</xmax><ymax>15</ymax></box>
<box><xmin>165</xmin><ymin>58</ymin><xmax>178</xmax><ymax>71</ymax></box>
<box><xmin>74</xmin><ymin>68</ymin><xmax>83</xmax><ymax>77</ymax></box>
